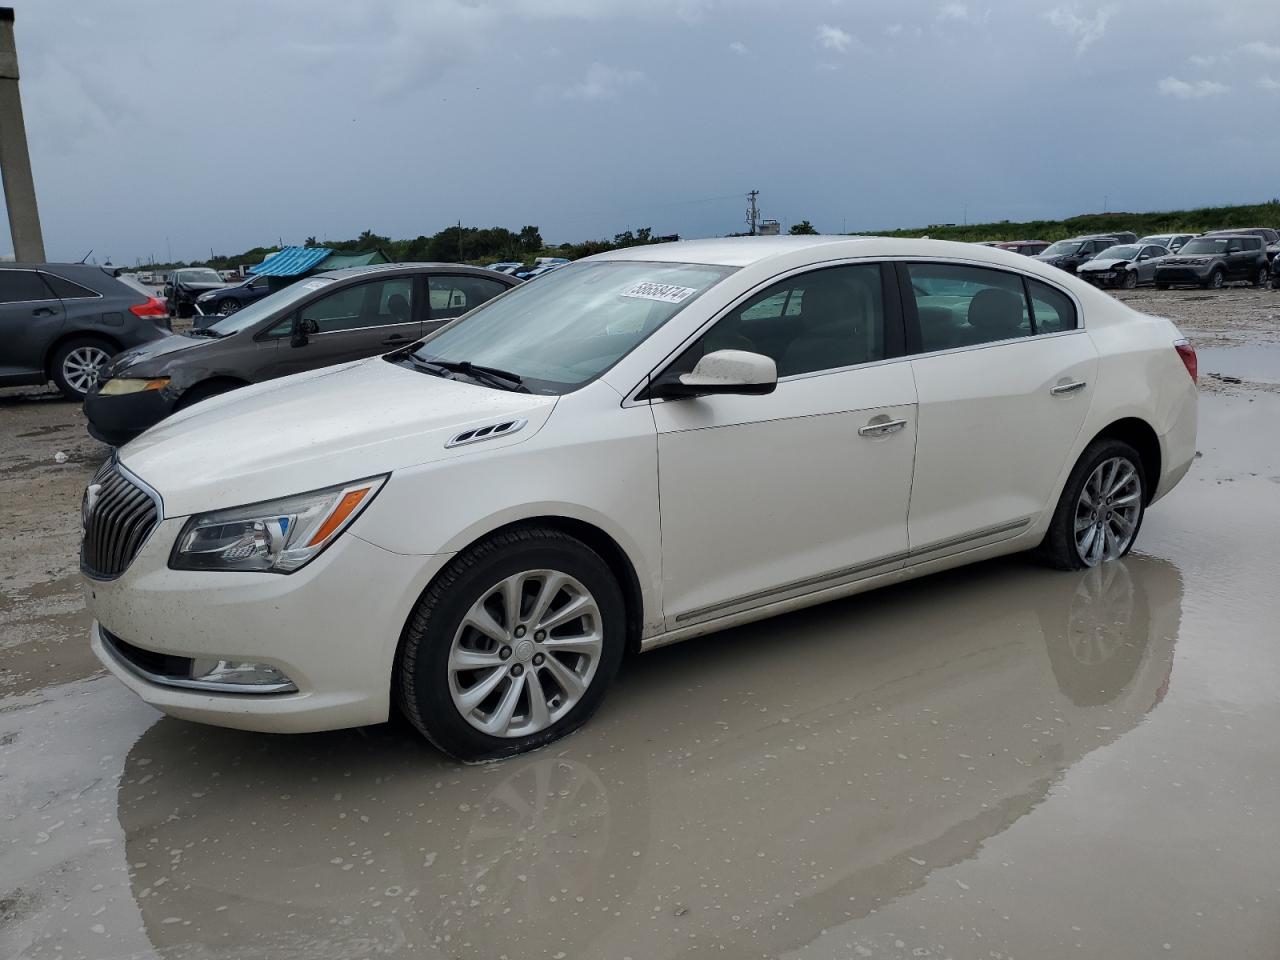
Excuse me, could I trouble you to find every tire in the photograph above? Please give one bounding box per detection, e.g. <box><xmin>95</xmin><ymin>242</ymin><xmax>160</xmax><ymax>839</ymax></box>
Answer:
<box><xmin>1204</xmin><ymin>269</ymin><xmax>1224</xmax><ymax>290</ymax></box>
<box><xmin>216</xmin><ymin>298</ymin><xmax>240</xmax><ymax>315</ymax></box>
<box><xmin>1038</xmin><ymin>439</ymin><xmax>1147</xmax><ymax>571</ymax></box>
<box><xmin>396</xmin><ymin>526</ymin><xmax>626</xmax><ymax>761</ymax></box>
<box><xmin>1123</xmin><ymin>270</ymin><xmax>1138</xmax><ymax>290</ymax></box>
<box><xmin>51</xmin><ymin>337</ymin><xmax>114</xmax><ymax>400</ymax></box>
<box><xmin>1254</xmin><ymin>266</ymin><xmax>1269</xmax><ymax>288</ymax></box>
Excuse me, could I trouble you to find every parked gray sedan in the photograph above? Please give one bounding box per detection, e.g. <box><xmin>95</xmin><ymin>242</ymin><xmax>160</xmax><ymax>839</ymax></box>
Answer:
<box><xmin>83</xmin><ymin>263</ymin><xmax>519</xmax><ymax>445</ymax></box>
<box><xmin>1076</xmin><ymin>244</ymin><xmax>1169</xmax><ymax>289</ymax></box>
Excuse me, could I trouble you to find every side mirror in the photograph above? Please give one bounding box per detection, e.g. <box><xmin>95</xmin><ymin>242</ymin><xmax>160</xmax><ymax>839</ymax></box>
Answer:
<box><xmin>291</xmin><ymin>317</ymin><xmax>319</xmax><ymax>348</ymax></box>
<box><xmin>652</xmin><ymin>349</ymin><xmax>778</xmax><ymax>400</ymax></box>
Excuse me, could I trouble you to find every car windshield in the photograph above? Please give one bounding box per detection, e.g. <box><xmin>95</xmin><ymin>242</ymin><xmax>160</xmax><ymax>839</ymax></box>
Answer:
<box><xmin>1179</xmin><ymin>238</ymin><xmax>1228</xmax><ymax>255</ymax></box>
<box><xmin>1096</xmin><ymin>245</ymin><xmax>1140</xmax><ymax>260</ymax></box>
<box><xmin>1139</xmin><ymin>236</ymin><xmax>1170</xmax><ymax>245</ymax></box>
<box><xmin>204</xmin><ymin>277</ymin><xmax>336</xmax><ymax>335</ymax></box>
<box><xmin>178</xmin><ymin>269</ymin><xmax>223</xmax><ymax>284</ymax></box>
<box><xmin>1043</xmin><ymin>241</ymin><xmax>1084</xmax><ymax>256</ymax></box>
<box><xmin>408</xmin><ymin>260</ymin><xmax>735</xmax><ymax>394</ymax></box>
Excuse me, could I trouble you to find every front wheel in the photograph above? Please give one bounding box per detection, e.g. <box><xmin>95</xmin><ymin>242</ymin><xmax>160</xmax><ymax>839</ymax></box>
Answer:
<box><xmin>1254</xmin><ymin>266</ymin><xmax>1269</xmax><ymax>288</ymax></box>
<box><xmin>1038</xmin><ymin>439</ymin><xmax>1147</xmax><ymax>571</ymax></box>
<box><xmin>1123</xmin><ymin>270</ymin><xmax>1139</xmax><ymax>290</ymax></box>
<box><xmin>396</xmin><ymin>526</ymin><xmax>626</xmax><ymax>761</ymax></box>
<box><xmin>1205</xmin><ymin>269</ymin><xmax>1225</xmax><ymax>290</ymax></box>
<box><xmin>217</xmin><ymin>298</ymin><xmax>241</xmax><ymax>315</ymax></box>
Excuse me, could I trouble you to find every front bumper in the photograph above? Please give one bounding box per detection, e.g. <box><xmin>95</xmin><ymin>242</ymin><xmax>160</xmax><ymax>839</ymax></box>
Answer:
<box><xmin>83</xmin><ymin>383</ymin><xmax>175</xmax><ymax>446</ymax></box>
<box><xmin>1080</xmin><ymin>270</ymin><xmax>1125</xmax><ymax>288</ymax></box>
<box><xmin>85</xmin><ymin>516</ymin><xmax>449</xmax><ymax>733</ymax></box>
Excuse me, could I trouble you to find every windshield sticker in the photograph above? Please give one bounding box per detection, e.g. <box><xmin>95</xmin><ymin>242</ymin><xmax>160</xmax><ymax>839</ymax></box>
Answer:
<box><xmin>620</xmin><ymin>281</ymin><xmax>698</xmax><ymax>304</ymax></box>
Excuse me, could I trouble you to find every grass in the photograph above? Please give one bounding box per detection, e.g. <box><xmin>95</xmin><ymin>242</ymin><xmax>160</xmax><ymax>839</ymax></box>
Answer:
<box><xmin>861</xmin><ymin>199</ymin><xmax>1280</xmax><ymax>243</ymax></box>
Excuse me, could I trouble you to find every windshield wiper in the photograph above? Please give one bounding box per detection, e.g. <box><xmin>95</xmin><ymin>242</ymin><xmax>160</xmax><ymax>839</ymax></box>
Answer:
<box><xmin>186</xmin><ymin>327</ymin><xmax>224</xmax><ymax>338</ymax></box>
<box><xmin>411</xmin><ymin>356</ymin><xmax>529</xmax><ymax>392</ymax></box>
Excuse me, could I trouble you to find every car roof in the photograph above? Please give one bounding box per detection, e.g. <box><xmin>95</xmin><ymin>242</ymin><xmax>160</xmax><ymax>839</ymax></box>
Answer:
<box><xmin>582</xmin><ymin>235</ymin><xmax>1091</xmax><ymax>273</ymax></box>
<box><xmin>1</xmin><ymin>261</ymin><xmax>116</xmax><ymax>274</ymax></box>
<box><xmin>313</xmin><ymin>262</ymin><xmax>516</xmax><ymax>282</ymax></box>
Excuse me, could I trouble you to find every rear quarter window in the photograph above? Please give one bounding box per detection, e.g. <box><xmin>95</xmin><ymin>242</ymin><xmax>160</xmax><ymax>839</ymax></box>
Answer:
<box><xmin>42</xmin><ymin>272</ymin><xmax>99</xmax><ymax>299</ymax></box>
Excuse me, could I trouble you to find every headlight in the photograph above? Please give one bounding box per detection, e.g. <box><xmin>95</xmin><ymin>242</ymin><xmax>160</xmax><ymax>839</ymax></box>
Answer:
<box><xmin>1189</xmin><ymin>258</ymin><xmax>1210</xmax><ymax>265</ymax></box>
<box><xmin>99</xmin><ymin>377</ymin><xmax>170</xmax><ymax>396</ymax></box>
<box><xmin>197</xmin><ymin>291</ymin><xmax>215</xmax><ymax>301</ymax></box>
<box><xmin>170</xmin><ymin>476</ymin><xmax>387</xmax><ymax>573</ymax></box>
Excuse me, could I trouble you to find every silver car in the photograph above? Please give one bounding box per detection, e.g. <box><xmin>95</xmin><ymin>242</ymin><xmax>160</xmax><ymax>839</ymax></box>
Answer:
<box><xmin>1076</xmin><ymin>243</ymin><xmax>1169</xmax><ymax>289</ymax></box>
<box><xmin>1139</xmin><ymin>233</ymin><xmax>1197</xmax><ymax>254</ymax></box>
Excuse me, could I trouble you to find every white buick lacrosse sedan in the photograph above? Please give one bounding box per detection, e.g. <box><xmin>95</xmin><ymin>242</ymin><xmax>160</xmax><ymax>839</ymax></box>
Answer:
<box><xmin>82</xmin><ymin>237</ymin><xmax>1197</xmax><ymax>760</ymax></box>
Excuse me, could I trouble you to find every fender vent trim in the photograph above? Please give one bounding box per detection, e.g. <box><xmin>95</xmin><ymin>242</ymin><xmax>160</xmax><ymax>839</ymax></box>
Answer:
<box><xmin>446</xmin><ymin>418</ymin><xmax>528</xmax><ymax>448</ymax></box>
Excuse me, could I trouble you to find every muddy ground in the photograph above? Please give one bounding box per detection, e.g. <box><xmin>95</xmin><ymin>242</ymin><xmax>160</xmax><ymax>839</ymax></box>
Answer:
<box><xmin>1</xmin><ymin>287</ymin><xmax>1279</xmax><ymax>959</ymax></box>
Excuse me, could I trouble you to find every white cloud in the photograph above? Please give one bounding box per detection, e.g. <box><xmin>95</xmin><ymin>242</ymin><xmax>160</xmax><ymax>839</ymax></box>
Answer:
<box><xmin>1045</xmin><ymin>5</ymin><xmax>1115</xmax><ymax>54</ymax></box>
<box><xmin>561</xmin><ymin>62</ymin><xmax>648</xmax><ymax>100</ymax></box>
<box><xmin>938</xmin><ymin>3</ymin><xmax>971</xmax><ymax>21</ymax></box>
<box><xmin>1259</xmin><ymin>75</ymin><xmax>1280</xmax><ymax>91</ymax></box>
<box><xmin>816</xmin><ymin>24</ymin><xmax>853</xmax><ymax>54</ymax></box>
<box><xmin>729</xmin><ymin>40</ymin><xmax>749</xmax><ymax>55</ymax></box>
<box><xmin>1157</xmin><ymin>76</ymin><xmax>1230</xmax><ymax>99</ymax></box>
<box><xmin>1242</xmin><ymin>40</ymin><xmax>1280</xmax><ymax>60</ymax></box>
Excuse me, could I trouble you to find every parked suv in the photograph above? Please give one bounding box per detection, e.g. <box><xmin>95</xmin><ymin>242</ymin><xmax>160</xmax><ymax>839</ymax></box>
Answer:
<box><xmin>1154</xmin><ymin>235</ymin><xmax>1269</xmax><ymax>289</ymax></box>
<box><xmin>84</xmin><ymin>263</ymin><xmax>519</xmax><ymax>445</ymax></box>
<box><xmin>1202</xmin><ymin>228</ymin><xmax>1280</xmax><ymax>262</ymax></box>
<box><xmin>0</xmin><ymin>264</ymin><xmax>170</xmax><ymax>399</ymax></box>
<box><xmin>193</xmin><ymin>273</ymin><xmax>271</xmax><ymax>323</ymax></box>
<box><xmin>1034</xmin><ymin>236</ymin><xmax>1118</xmax><ymax>274</ymax></box>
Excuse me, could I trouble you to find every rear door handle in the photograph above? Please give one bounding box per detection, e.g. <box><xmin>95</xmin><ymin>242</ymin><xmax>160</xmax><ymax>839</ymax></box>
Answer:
<box><xmin>33</xmin><ymin>306</ymin><xmax>56</xmax><ymax>317</ymax></box>
<box><xmin>381</xmin><ymin>334</ymin><xmax>410</xmax><ymax>346</ymax></box>
<box><xmin>1051</xmin><ymin>380</ymin><xmax>1087</xmax><ymax>396</ymax></box>
<box><xmin>859</xmin><ymin>417</ymin><xmax>908</xmax><ymax>437</ymax></box>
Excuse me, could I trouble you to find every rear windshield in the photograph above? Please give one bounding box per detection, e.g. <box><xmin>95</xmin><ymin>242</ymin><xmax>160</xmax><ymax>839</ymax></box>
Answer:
<box><xmin>177</xmin><ymin>269</ymin><xmax>223</xmax><ymax>284</ymax></box>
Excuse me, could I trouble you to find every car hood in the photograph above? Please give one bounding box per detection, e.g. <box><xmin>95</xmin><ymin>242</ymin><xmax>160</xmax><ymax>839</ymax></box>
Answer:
<box><xmin>106</xmin><ymin>332</ymin><xmax>220</xmax><ymax>376</ymax></box>
<box><xmin>1078</xmin><ymin>258</ymin><xmax>1129</xmax><ymax>270</ymax></box>
<box><xmin>118</xmin><ymin>357</ymin><xmax>558</xmax><ymax>518</ymax></box>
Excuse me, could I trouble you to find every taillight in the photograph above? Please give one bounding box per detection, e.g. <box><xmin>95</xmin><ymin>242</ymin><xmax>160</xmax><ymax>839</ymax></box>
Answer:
<box><xmin>129</xmin><ymin>297</ymin><xmax>169</xmax><ymax>322</ymax></box>
<box><xmin>1174</xmin><ymin>339</ymin><xmax>1197</xmax><ymax>384</ymax></box>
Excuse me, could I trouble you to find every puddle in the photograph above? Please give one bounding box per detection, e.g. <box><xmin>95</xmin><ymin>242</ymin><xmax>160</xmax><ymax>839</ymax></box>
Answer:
<box><xmin>1198</xmin><ymin>343</ymin><xmax>1280</xmax><ymax>385</ymax></box>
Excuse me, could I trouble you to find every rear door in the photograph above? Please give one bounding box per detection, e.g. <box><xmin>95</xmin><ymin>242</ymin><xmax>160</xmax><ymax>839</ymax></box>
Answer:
<box><xmin>0</xmin><ymin>269</ymin><xmax>64</xmax><ymax>385</ymax></box>
<box><xmin>269</xmin><ymin>275</ymin><xmax>421</xmax><ymax>377</ymax></box>
<box><xmin>424</xmin><ymin>274</ymin><xmax>512</xmax><ymax>336</ymax></box>
<box><xmin>900</xmin><ymin>261</ymin><xmax>1097</xmax><ymax>557</ymax></box>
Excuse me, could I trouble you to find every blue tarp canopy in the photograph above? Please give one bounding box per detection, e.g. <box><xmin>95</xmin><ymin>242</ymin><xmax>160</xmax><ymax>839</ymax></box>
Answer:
<box><xmin>251</xmin><ymin>246</ymin><xmax>333</xmax><ymax>277</ymax></box>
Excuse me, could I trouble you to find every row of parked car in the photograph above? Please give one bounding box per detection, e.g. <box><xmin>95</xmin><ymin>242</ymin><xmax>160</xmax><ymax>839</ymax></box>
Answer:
<box><xmin>985</xmin><ymin>227</ymin><xmax>1280</xmax><ymax>291</ymax></box>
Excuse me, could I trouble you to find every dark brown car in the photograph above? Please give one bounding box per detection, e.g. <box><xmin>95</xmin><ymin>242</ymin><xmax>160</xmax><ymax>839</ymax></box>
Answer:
<box><xmin>83</xmin><ymin>263</ymin><xmax>519</xmax><ymax>445</ymax></box>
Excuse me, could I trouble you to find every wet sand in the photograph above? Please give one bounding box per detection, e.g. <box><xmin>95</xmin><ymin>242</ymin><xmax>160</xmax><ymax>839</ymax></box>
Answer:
<box><xmin>2</xmin><ymin>299</ymin><xmax>1280</xmax><ymax>958</ymax></box>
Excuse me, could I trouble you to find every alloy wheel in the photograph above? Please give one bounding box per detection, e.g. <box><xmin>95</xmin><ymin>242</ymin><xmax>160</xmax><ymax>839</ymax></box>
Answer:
<box><xmin>448</xmin><ymin>569</ymin><xmax>603</xmax><ymax>738</ymax></box>
<box><xmin>1210</xmin><ymin>270</ymin><xmax>1224</xmax><ymax>289</ymax></box>
<box><xmin>219</xmin><ymin>299</ymin><xmax>240</xmax><ymax>315</ymax></box>
<box><xmin>1124</xmin><ymin>271</ymin><xmax>1138</xmax><ymax>289</ymax></box>
<box><xmin>62</xmin><ymin>346</ymin><xmax>111</xmax><ymax>395</ymax></box>
<box><xmin>1074</xmin><ymin>456</ymin><xmax>1142</xmax><ymax>567</ymax></box>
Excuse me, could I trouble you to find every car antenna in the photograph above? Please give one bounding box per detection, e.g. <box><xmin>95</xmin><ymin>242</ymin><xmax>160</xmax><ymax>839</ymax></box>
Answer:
<box><xmin>78</xmin><ymin>249</ymin><xmax>93</xmax><ymax>264</ymax></box>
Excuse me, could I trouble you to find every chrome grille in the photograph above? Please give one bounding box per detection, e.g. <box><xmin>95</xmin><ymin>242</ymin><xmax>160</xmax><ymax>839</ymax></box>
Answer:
<box><xmin>81</xmin><ymin>462</ymin><xmax>160</xmax><ymax>579</ymax></box>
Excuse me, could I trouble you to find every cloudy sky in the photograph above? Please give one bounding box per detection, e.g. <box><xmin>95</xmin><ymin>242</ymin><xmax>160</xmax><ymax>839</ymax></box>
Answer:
<box><xmin>6</xmin><ymin>0</ymin><xmax>1279</xmax><ymax>264</ymax></box>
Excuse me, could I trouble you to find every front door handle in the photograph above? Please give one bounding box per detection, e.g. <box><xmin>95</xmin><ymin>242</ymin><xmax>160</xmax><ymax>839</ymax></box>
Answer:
<box><xmin>33</xmin><ymin>306</ymin><xmax>56</xmax><ymax>317</ymax></box>
<box><xmin>1051</xmin><ymin>380</ymin><xmax>1087</xmax><ymax>396</ymax></box>
<box><xmin>859</xmin><ymin>417</ymin><xmax>908</xmax><ymax>438</ymax></box>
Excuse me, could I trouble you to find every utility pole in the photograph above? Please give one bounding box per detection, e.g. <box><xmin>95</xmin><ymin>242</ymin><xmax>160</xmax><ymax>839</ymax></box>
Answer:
<box><xmin>746</xmin><ymin>190</ymin><xmax>759</xmax><ymax>236</ymax></box>
<box><xmin>0</xmin><ymin>8</ymin><xmax>45</xmax><ymax>262</ymax></box>
<box><xmin>457</xmin><ymin>220</ymin><xmax>463</xmax><ymax>261</ymax></box>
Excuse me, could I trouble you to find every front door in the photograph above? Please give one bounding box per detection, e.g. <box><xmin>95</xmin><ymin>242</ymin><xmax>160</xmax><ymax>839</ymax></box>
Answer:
<box><xmin>0</xmin><ymin>269</ymin><xmax>65</xmax><ymax>385</ymax></box>
<box><xmin>901</xmin><ymin>261</ymin><xmax>1098</xmax><ymax>556</ymax></box>
<box><xmin>271</xmin><ymin>275</ymin><xmax>421</xmax><ymax>377</ymax></box>
<box><xmin>651</xmin><ymin>263</ymin><xmax>917</xmax><ymax>629</ymax></box>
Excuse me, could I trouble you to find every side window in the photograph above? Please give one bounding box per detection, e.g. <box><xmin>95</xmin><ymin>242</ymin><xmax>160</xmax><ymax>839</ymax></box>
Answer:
<box><xmin>42</xmin><ymin>273</ymin><xmax>97</xmax><ymax>299</ymax></box>
<box><xmin>0</xmin><ymin>269</ymin><xmax>55</xmax><ymax>303</ymax></box>
<box><xmin>1225</xmin><ymin>239</ymin><xmax>1242</xmax><ymax>253</ymax></box>
<box><xmin>1243</xmin><ymin>237</ymin><xmax>1262</xmax><ymax>252</ymax></box>
<box><xmin>906</xmin><ymin>262</ymin><xmax>1030</xmax><ymax>350</ymax></box>
<box><xmin>674</xmin><ymin>264</ymin><xmax>885</xmax><ymax>379</ymax></box>
<box><xmin>1027</xmin><ymin>279</ymin><xmax>1077</xmax><ymax>334</ymax></box>
<box><xmin>428</xmin><ymin>275</ymin><xmax>509</xmax><ymax>320</ymax></box>
<box><xmin>300</xmin><ymin>278</ymin><xmax>414</xmax><ymax>333</ymax></box>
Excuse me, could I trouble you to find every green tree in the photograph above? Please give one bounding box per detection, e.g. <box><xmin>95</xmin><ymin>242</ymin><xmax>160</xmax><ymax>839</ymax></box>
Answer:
<box><xmin>303</xmin><ymin>236</ymin><xmax>319</xmax><ymax>247</ymax></box>
<box><xmin>789</xmin><ymin>220</ymin><xmax>818</xmax><ymax>235</ymax></box>
<box><xmin>518</xmin><ymin>225</ymin><xmax>543</xmax><ymax>254</ymax></box>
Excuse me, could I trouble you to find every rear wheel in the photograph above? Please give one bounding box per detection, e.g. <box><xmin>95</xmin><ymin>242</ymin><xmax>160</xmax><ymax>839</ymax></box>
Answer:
<box><xmin>396</xmin><ymin>526</ymin><xmax>626</xmax><ymax>761</ymax></box>
<box><xmin>1254</xmin><ymin>266</ymin><xmax>1269</xmax><ymax>288</ymax></box>
<box><xmin>1038</xmin><ymin>439</ymin><xmax>1147</xmax><ymax>571</ymax></box>
<box><xmin>51</xmin><ymin>338</ymin><xmax>114</xmax><ymax>400</ymax></box>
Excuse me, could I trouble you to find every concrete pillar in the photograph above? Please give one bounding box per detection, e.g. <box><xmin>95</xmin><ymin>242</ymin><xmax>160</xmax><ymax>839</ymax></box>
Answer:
<box><xmin>0</xmin><ymin>7</ymin><xmax>45</xmax><ymax>263</ymax></box>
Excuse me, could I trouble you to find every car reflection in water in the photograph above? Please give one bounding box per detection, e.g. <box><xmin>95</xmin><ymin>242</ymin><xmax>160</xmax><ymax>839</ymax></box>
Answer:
<box><xmin>116</xmin><ymin>555</ymin><xmax>1181</xmax><ymax>958</ymax></box>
